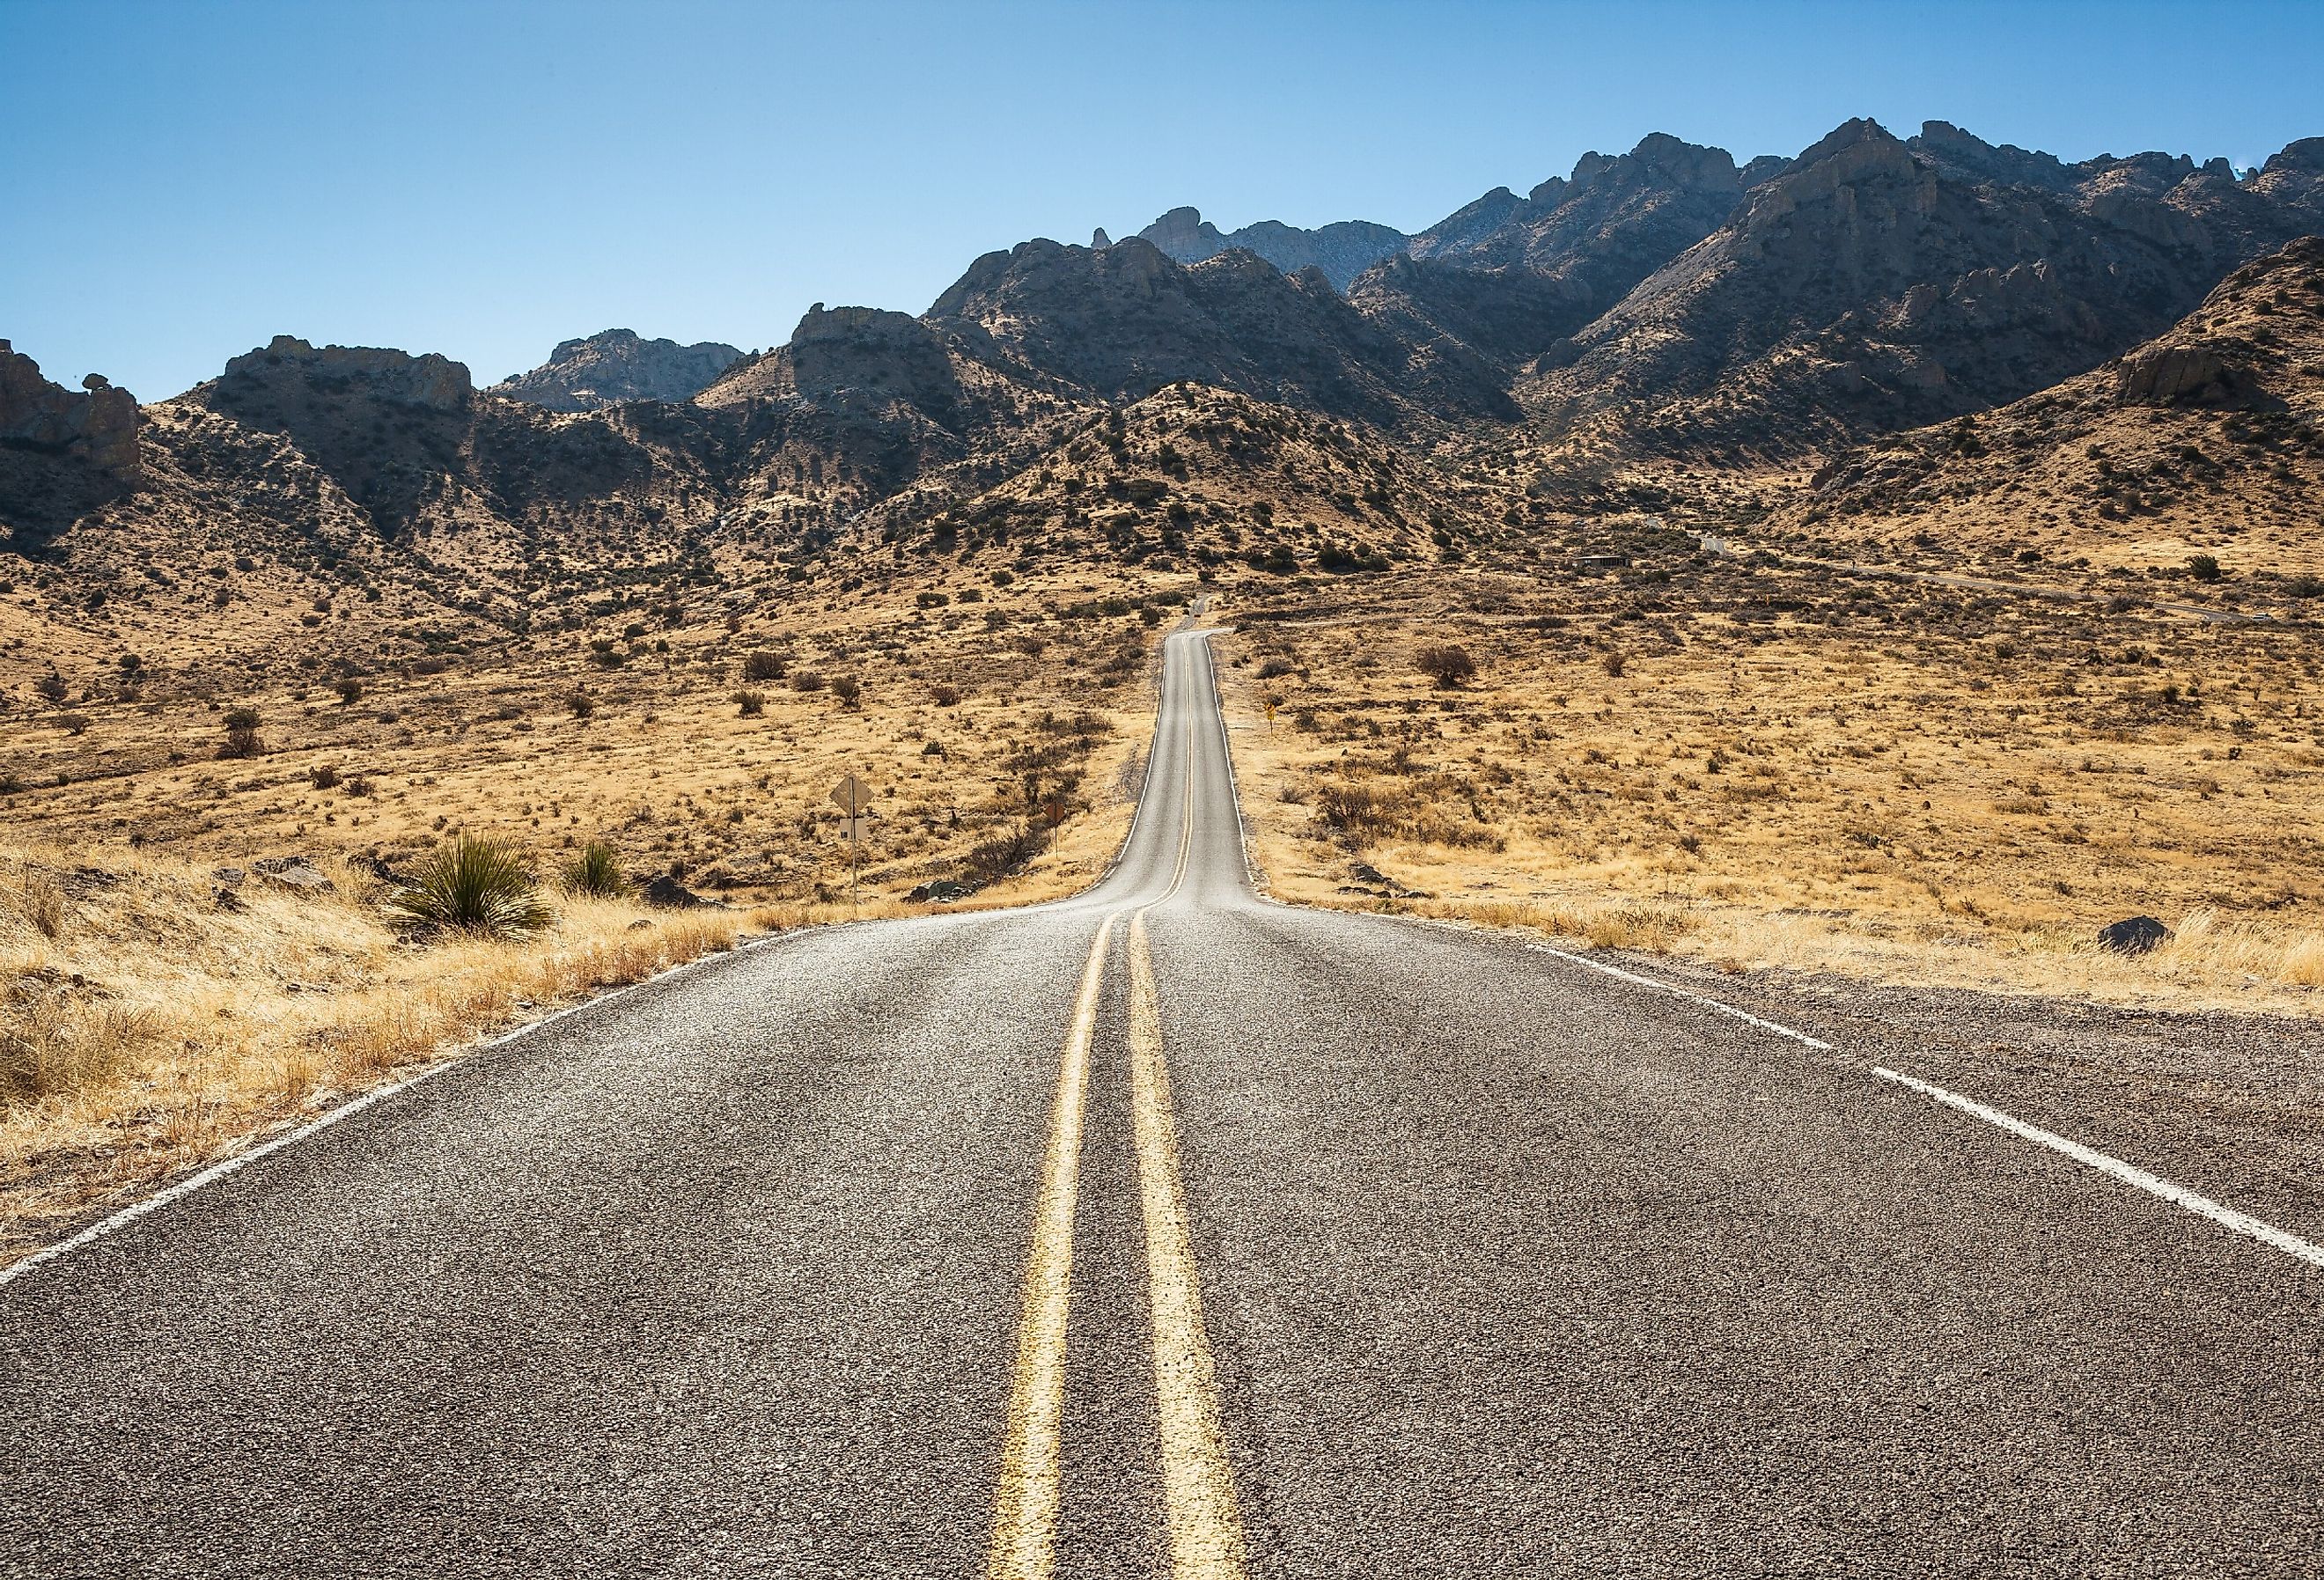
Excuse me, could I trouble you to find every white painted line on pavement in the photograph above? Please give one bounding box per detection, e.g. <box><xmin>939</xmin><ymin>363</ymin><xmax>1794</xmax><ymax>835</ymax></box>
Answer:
<box><xmin>0</xmin><ymin>930</ymin><xmax>791</xmax><ymax>1292</ymax></box>
<box><xmin>1873</xmin><ymin>1066</ymin><xmax>2324</xmax><ymax>1270</ymax></box>
<box><xmin>1528</xmin><ymin>944</ymin><xmax>1836</xmax><ymax>1052</ymax></box>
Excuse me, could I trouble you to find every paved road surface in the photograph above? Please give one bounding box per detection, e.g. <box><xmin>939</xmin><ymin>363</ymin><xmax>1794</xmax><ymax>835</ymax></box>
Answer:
<box><xmin>5</xmin><ymin>624</ymin><xmax>2324</xmax><ymax>1576</ymax></box>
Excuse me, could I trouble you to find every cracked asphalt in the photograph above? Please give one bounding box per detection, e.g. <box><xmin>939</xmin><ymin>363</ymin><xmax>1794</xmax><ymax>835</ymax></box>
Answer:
<box><xmin>4</xmin><ymin>626</ymin><xmax>2322</xmax><ymax>1576</ymax></box>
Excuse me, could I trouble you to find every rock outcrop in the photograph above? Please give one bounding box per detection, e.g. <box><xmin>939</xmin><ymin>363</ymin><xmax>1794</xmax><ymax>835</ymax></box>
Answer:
<box><xmin>491</xmin><ymin>328</ymin><xmax>742</xmax><ymax>411</ymax></box>
<box><xmin>0</xmin><ymin>342</ymin><xmax>140</xmax><ymax>476</ymax></box>
<box><xmin>222</xmin><ymin>335</ymin><xmax>472</xmax><ymax>411</ymax></box>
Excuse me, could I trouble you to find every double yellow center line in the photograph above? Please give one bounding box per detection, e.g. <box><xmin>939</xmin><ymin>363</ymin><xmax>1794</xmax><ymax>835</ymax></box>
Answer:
<box><xmin>987</xmin><ymin>711</ymin><xmax>1247</xmax><ymax>1578</ymax></box>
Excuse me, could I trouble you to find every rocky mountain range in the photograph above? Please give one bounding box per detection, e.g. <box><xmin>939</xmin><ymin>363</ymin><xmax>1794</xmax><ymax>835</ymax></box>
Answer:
<box><xmin>491</xmin><ymin>328</ymin><xmax>743</xmax><ymax>411</ymax></box>
<box><xmin>5</xmin><ymin>114</ymin><xmax>2320</xmax><ymax>658</ymax></box>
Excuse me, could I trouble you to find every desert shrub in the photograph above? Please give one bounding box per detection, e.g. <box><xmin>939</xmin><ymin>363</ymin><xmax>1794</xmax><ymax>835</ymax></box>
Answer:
<box><xmin>335</xmin><ymin>676</ymin><xmax>364</xmax><ymax>705</ymax></box>
<box><xmin>733</xmin><ymin>688</ymin><xmax>767</xmax><ymax>717</ymax></box>
<box><xmin>917</xmin><ymin>592</ymin><xmax>950</xmax><ymax>608</ymax></box>
<box><xmin>220</xmin><ymin>706</ymin><xmax>263</xmax><ymax>758</ymax></box>
<box><xmin>1316</xmin><ymin>782</ymin><xmax>1403</xmax><ymax>848</ymax></box>
<box><xmin>1601</xmin><ymin>651</ymin><xmax>1629</xmax><ymax>678</ymax></box>
<box><xmin>741</xmin><ymin>650</ymin><xmax>785</xmax><ymax>682</ymax></box>
<box><xmin>965</xmin><ymin>821</ymin><xmax>1048</xmax><ymax>883</ymax></box>
<box><xmin>35</xmin><ymin>672</ymin><xmax>68</xmax><ymax>704</ymax></box>
<box><xmin>1415</xmin><ymin>645</ymin><xmax>1477</xmax><ymax>689</ymax></box>
<box><xmin>568</xmin><ymin>689</ymin><xmax>595</xmax><ymax>718</ymax></box>
<box><xmin>791</xmin><ymin>670</ymin><xmax>826</xmax><ymax>693</ymax></box>
<box><xmin>57</xmin><ymin>713</ymin><xmax>91</xmax><ymax>736</ymax></box>
<box><xmin>559</xmin><ymin>839</ymin><xmax>629</xmax><ymax>898</ymax></box>
<box><xmin>1256</xmin><ymin>657</ymin><xmax>1297</xmax><ymax>680</ymax></box>
<box><xmin>831</xmin><ymin>675</ymin><xmax>862</xmax><ymax>709</ymax></box>
<box><xmin>931</xmin><ymin>683</ymin><xmax>961</xmax><ymax>707</ymax></box>
<box><xmin>2188</xmin><ymin>554</ymin><xmax>2224</xmax><ymax>583</ymax></box>
<box><xmin>309</xmin><ymin>763</ymin><xmax>341</xmax><ymax>790</ymax></box>
<box><xmin>387</xmin><ymin>835</ymin><xmax>553</xmax><ymax>937</ymax></box>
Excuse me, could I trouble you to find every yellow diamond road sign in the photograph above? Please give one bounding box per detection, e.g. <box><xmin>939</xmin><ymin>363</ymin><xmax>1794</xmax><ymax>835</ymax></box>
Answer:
<box><xmin>831</xmin><ymin>775</ymin><xmax>872</xmax><ymax>816</ymax></box>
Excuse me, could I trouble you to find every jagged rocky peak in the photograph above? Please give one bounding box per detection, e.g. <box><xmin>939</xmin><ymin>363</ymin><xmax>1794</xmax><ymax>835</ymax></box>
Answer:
<box><xmin>220</xmin><ymin>335</ymin><xmax>473</xmax><ymax>411</ymax></box>
<box><xmin>0</xmin><ymin>340</ymin><xmax>141</xmax><ymax>476</ymax></box>
<box><xmin>491</xmin><ymin>327</ymin><xmax>742</xmax><ymax>412</ymax></box>
<box><xmin>1133</xmin><ymin>205</ymin><xmax>1409</xmax><ymax>291</ymax></box>
<box><xmin>1138</xmin><ymin>205</ymin><xmax>1228</xmax><ymax>261</ymax></box>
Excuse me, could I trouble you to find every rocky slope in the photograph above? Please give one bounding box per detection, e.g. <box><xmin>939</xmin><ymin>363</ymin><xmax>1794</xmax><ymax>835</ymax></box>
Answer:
<box><xmin>1520</xmin><ymin>120</ymin><xmax>2324</xmax><ymax>463</ymax></box>
<box><xmin>490</xmin><ymin>328</ymin><xmax>742</xmax><ymax>411</ymax></box>
<box><xmin>1783</xmin><ymin>236</ymin><xmax>2324</xmax><ymax>578</ymax></box>
<box><xmin>1131</xmin><ymin>207</ymin><xmax>1408</xmax><ymax>291</ymax></box>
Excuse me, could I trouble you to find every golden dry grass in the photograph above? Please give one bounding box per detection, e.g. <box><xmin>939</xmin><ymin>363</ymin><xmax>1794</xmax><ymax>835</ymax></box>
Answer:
<box><xmin>0</xmin><ymin>580</ymin><xmax>1173</xmax><ymax>1265</ymax></box>
<box><xmin>1210</xmin><ymin>559</ymin><xmax>2324</xmax><ymax>1015</ymax></box>
<box><xmin>0</xmin><ymin>842</ymin><xmax>747</xmax><ymax>1264</ymax></box>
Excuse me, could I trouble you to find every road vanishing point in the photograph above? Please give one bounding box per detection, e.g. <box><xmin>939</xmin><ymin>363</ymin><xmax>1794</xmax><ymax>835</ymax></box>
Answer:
<box><xmin>5</xmin><ymin>621</ymin><xmax>2324</xmax><ymax>1576</ymax></box>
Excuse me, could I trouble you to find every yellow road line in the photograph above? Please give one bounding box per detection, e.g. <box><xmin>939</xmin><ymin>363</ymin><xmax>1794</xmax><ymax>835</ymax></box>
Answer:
<box><xmin>1126</xmin><ymin>912</ymin><xmax>1247</xmax><ymax>1578</ymax></box>
<box><xmin>987</xmin><ymin>915</ymin><xmax>1115</xmax><ymax>1580</ymax></box>
<box><xmin>989</xmin><ymin>667</ymin><xmax>1245</xmax><ymax>1578</ymax></box>
<box><xmin>1123</xmin><ymin>698</ymin><xmax>1247</xmax><ymax>1575</ymax></box>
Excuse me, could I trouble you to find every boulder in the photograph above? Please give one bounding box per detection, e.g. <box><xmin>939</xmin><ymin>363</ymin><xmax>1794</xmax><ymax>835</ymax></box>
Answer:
<box><xmin>254</xmin><ymin>855</ymin><xmax>335</xmax><ymax>895</ymax></box>
<box><xmin>642</xmin><ymin>872</ymin><xmax>713</xmax><ymax>909</ymax></box>
<box><xmin>2097</xmin><ymin>915</ymin><xmax>2172</xmax><ymax>955</ymax></box>
<box><xmin>2115</xmin><ymin>345</ymin><xmax>2245</xmax><ymax>406</ymax></box>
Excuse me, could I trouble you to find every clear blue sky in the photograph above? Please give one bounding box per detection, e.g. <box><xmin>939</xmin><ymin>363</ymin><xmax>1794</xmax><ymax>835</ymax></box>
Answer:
<box><xmin>5</xmin><ymin>0</ymin><xmax>2320</xmax><ymax>401</ymax></box>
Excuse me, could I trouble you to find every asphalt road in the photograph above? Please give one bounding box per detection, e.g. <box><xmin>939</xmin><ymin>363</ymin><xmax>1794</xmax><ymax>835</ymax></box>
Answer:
<box><xmin>6</xmin><ymin>625</ymin><xmax>2324</xmax><ymax>1577</ymax></box>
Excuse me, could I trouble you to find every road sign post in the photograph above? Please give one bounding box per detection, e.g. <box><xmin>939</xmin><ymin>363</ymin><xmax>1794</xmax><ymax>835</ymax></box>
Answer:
<box><xmin>831</xmin><ymin>774</ymin><xmax>873</xmax><ymax>911</ymax></box>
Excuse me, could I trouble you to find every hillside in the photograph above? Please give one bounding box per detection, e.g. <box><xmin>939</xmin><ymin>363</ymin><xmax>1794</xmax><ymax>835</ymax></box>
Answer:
<box><xmin>1785</xmin><ymin>237</ymin><xmax>2324</xmax><ymax>585</ymax></box>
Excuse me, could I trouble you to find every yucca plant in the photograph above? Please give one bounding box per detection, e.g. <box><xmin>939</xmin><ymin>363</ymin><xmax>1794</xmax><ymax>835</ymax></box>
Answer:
<box><xmin>387</xmin><ymin>835</ymin><xmax>553</xmax><ymax>937</ymax></box>
<box><xmin>559</xmin><ymin>839</ymin><xmax>629</xmax><ymax>899</ymax></box>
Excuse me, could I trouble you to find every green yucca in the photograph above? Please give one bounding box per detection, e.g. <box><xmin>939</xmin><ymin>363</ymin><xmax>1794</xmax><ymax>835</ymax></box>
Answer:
<box><xmin>559</xmin><ymin>839</ymin><xmax>629</xmax><ymax>899</ymax></box>
<box><xmin>388</xmin><ymin>835</ymin><xmax>553</xmax><ymax>937</ymax></box>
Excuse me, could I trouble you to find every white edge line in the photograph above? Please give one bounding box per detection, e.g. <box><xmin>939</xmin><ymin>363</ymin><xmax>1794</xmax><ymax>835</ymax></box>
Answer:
<box><xmin>0</xmin><ymin>929</ymin><xmax>793</xmax><ymax>1291</ymax></box>
<box><xmin>1519</xmin><ymin>937</ymin><xmax>1835</xmax><ymax>1051</ymax></box>
<box><xmin>1872</xmin><ymin>1066</ymin><xmax>2324</xmax><ymax>1270</ymax></box>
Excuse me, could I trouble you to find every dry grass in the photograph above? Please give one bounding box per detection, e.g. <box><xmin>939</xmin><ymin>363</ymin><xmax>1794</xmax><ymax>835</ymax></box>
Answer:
<box><xmin>1211</xmin><ymin>558</ymin><xmax>2324</xmax><ymax>1016</ymax></box>
<box><xmin>0</xmin><ymin>574</ymin><xmax>1172</xmax><ymax>1266</ymax></box>
<box><xmin>0</xmin><ymin>841</ymin><xmax>754</xmax><ymax>1264</ymax></box>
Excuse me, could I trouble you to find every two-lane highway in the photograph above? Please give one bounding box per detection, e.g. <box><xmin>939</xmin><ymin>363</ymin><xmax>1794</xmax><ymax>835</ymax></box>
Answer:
<box><xmin>5</xmin><ymin>622</ymin><xmax>2324</xmax><ymax>1576</ymax></box>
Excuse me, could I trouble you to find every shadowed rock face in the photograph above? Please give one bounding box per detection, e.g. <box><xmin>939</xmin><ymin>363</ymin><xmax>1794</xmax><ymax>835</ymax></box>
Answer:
<box><xmin>492</xmin><ymin>329</ymin><xmax>743</xmax><ymax>412</ymax></box>
<box><xmin>0</xmin><ymin>342</ymin><xmax>140</xmax><ymax>475</ymax></box>
<box><xmin>0</xmin><ymin>341</ymin><xmax>142</xmax><ymax>537</ymax></box>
